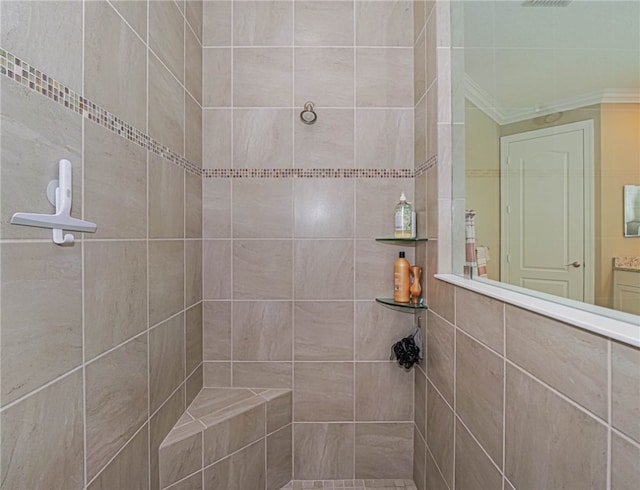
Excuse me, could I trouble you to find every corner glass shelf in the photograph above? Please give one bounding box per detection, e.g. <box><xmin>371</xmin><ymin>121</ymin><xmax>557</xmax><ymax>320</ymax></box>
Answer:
<box><xmin>375</xmin><ymin>298</ymin><xmax>428</xmax><ymax>310</ymax></box>
<box><xmin>375</xmin><ymin>237</ymin><xmax>429</xmax><ymax>243</ymax></box>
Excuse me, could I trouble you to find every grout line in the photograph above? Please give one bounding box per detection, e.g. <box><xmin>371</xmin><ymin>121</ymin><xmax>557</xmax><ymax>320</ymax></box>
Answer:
<box><xmin>81</xmin><ymin>0</ymin><xmax>88</xmax><ymax>485</ymax></box>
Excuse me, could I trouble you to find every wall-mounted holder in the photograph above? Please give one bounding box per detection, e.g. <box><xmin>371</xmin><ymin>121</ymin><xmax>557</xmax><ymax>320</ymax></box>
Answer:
<box><xmin>10</xmin><ymin>159</ymin><xmax>97</xmax><ymax>245</ymax></box>
<box><xmin>299</xmin><ymin>101</ymin><xmax>317</xmax><ymax>125</ymax></box>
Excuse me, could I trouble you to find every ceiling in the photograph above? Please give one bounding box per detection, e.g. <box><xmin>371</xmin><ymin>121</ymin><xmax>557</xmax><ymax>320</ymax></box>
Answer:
<box><xmin>461</xmin><ymin>0</ymin><xmax>640</xmax><ymax>123</ymax></box>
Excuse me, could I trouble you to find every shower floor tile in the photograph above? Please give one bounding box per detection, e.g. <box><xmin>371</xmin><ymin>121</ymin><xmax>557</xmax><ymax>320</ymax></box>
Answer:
<box><xmin>280</xmin><ymin>479</ymin><xmax>417</xmax><ymax>490</ymax></box>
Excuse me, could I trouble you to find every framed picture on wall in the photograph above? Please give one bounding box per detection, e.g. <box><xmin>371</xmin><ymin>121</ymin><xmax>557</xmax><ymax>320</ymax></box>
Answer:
<box><xmin>624</xmin><ymin>185</ymin><xmax>640</xmax><ymax>237</ymax></box>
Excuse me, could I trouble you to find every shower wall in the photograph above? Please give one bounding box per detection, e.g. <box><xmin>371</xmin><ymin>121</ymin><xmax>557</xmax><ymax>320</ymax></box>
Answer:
<box><xmin>199</xmin><ymin>0</ymin><xmax>418</xmax><ymax>480</ymax></box>
<box><xmin>0</xmin><ymin>1</ymin><xmax>203</xmax><ymax>488</ymax></box>
<box><xmin>412</xmin><ymin>2</ymin><xmax>640</xmax><ymax>490</ymax></box>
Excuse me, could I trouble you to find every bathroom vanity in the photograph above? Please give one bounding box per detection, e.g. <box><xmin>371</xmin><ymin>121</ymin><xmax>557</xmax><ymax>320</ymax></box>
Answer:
<box><xmin>613</xmin><ymin>257</ymin><xmax>640</xmax><ymax>315</ymax></box>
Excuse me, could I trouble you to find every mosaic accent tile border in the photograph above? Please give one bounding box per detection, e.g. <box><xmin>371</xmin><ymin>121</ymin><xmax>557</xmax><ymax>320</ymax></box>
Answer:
<box><xmin>0</xmin><ymin>47</ymin><xmax>437</xmax><ymax>181</ymax></box>
<box><xmin>415</xmin><ymin>155</ymin><xmax>438</xmax><ymax>176</ymax></box>
<box><xmin>202</xmin><ymin>168</ymin><xmax>415</xmax><ymax>179</ymax></box>
<box><xmin>0</xmin><ymin>48</ymin><xmax>201</xmax><ymax>177</ymax></box>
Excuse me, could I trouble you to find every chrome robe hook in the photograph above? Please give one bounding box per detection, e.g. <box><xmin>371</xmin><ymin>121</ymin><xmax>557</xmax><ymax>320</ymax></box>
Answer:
<box><xmin>300</xmin><ymin>101</ymin><xmax>317</xmax><ymax>124</ymax></box>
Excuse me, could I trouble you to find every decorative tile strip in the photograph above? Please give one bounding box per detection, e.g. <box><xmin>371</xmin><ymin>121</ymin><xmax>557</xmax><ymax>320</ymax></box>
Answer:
<box><xmin>202</xmin><ymin>168</ymin><xmax>415</xmax><ymax>179</ymax></box>
<box><xmin>0</xmin><ymin>48</ymin><xmax>202</xmax><ymax>177</ymax></box>
<box><xmin>415</xmin><ymin>154</ymin><xmax>438</xmax><ymax>176</ymax></box>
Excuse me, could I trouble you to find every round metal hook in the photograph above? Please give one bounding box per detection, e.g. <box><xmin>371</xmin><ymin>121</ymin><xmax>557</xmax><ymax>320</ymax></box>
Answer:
<box><xmin>300</xmin><ymin>101</ymin><xmax>317</xmax><ymax>124</ymax></box>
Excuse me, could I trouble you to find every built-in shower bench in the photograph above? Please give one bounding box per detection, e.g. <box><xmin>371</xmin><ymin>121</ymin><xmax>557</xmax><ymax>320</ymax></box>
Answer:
<box><xmin>159</xmin><ymin>387</ymin><xmax>292</xmax><ymax>490</ymax></box>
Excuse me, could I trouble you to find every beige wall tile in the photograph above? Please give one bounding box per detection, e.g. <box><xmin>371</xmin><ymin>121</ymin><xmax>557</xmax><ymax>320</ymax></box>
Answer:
<box><xmin>505</xmin><ymin>365</ymin><xmax>607</xmax><ymax>490</ymax></box>
<box><xmin>294</xmin><ymin>1</ymin><xmax>353</xmax><ymax>46</ymax></box>
<box><xmin>110</xmin><ymin>0</ymin><xmax>148</xmax><ymax>40</ymax></box>
<box><xmin>149</xmin><ymin>240</ymin><xmax>185</xmax><ymax>325</ymax></box>
<box><xmin>426</xmin><ymin>380</ymin><xmax>454</xmax><ymax>489</ymax></box>
<box><xmin>414</xmin><ymin>29</ymin><xmax>427</xmax><ymax>104</ymax></box>
<box><xmin>356</xmin><ymin>362</ymin><xmax>414</xmax><ymax>421</ymax></box>
<box><xmin>1</xmin><ymin>80</ymin><xmax>82</xmax><ymax>240</ymax></box>
<box><xmin>294</xmin><ymin>362</ymin><xmax>354</xmax><ymax>421</ymax></box>
<box><xmin>612</xmin><ymin>341</ymin><xmax>640</xmax><ymax>442</ymax></box>
<box><xmin>149</xmin><ymin>154</ymin><xmax>185</xmax><ymax>239</ymax></box>
<box><xmin>86</xmin><ymin>336</ymin><xmax>148</xmax><ymax>481</ymax></box>
<box><xmin>455</xmin><ymin>419</ymin><xmax>502</xmax><ymax>490</ymax></box>
<box><xmin>294</xmin><ymin>179</ymin><xmax>354</xmax><ymax>238</ymax></box>
<box><xmin>355</xmin><ymin>240</ymin><xmax>414</xmax><ymax>300</ymax></box>
<box><xmin>355</xmin><ymin>302</ymin><xmax>415</xmax><ymax>361</ymax></box>
<box><xmin>355</xmin><ymin>423</ymin><xmax>413</xmax><ymax>479</ymax></box>
<box><xmin>84</xmin><ymin>123</ymin><xmax>146</xmax><ymax>240</ymax></box>
<box><xmin>356</xmin><ymin>109</ymin><xmax>413</xmax><ymax>170</ymax></box>
<box><xmin>203</xmin><ymin>1</ymin><xmax>231</xmax><ymax>46</ymax></box>
<box><xmin>234</xmin><ymin>240</ymin><xmax>293</xmax><ymax>299</ymax></box>
<box><xmin>186</xmin><ymin>240</ymin><xmax>202</xmax><ymax>307</ymax></box>
<box><xmin>355</xmin><ymin>180</ymin><xmax>414</xmax><ymax>238</ymax></box>
<box><xmin>88</xmin><ymin>425</ymin><xmax>149</xmax><ymax>490</ymax></box>
<box><xmin>506</xmin><ymin>305</ymin><xmax>608</xmax><ymax>419</ymax></box>
<box><xmin>204</xmin><ymin>362</ymin><xmax>232</xmax><ymax>387</ymax></box>
<box><xmin>426</xmin><ymin>11</ymin><xmax>437</xmax><ymax>89</ymax></box>
<box><xmin>186</xmin><ymin>303</ymin><xmax>203</xmax><ymax>375</ymax></box>
<box><xmin>295</xmin><ymin>109</ymin><xmax>354</xmax><ymax>168</ymax></box>
<box><xmin>185</xmin><ymin>26</ymin><xmax>202</xmax><ymax>105</ymax></box>
<box><xmin>185</xmin><ymin>94</ymin><xmax>203</xmax><ymax>167</ymax></box>
<box><xmin>149</xmin><ymin>53</ymin><xmax>185</xmax><ymax>155</ymax></box>
<box><xmin>294</xmin><ymin>423</ymin><xmax>355</xmax><ymax>479</ymax></box>
<box><xmin>415</xmin><ymin>367</ymin><xmax>427</xmax><ymax>438</ymax></box>
<box><xmin>456</xmin><ymin>288</ymin><xmax>504</xmax><ymax>354</ymax></box>
<box><xmin>426</xmin><ymin>84</ymin><xmax>438</xmax><ymax>162</ymax></box>
<box><xmin>84</xmin><ymin>241</ymin><xmax>147</xmax><ymax>360</ymax></box>
<box><xmin>267</xmin><ymin>425</ymin><xmax>293</xmax><ymax>490</ymax></box>
<box><xmin>149</xmin><ymin>0</ymin><xmax>185</xmax><ymax>83</ymax></box>
<box><xmin>187</xmin><ymin>387</ymin><xmax>255</xmax><ymax>419</ymax></box>
<box><xmin>233</xmin><ymin>109</ymin><xmax>293</xmax><ymax>168</ymax></box>
<box><xmin>233</xmin><ymin>48</ymin><xmax>293</xmax><ymax>107</ymax></box>
<box><xmin>160</xmin><ymin>422</ymin><xmax>202</xmax><ymax>488</ymax></box>
<box><xmin>295</xmin><ymin>48</ymin><xmax>354</xmax><ymax>107</ymax></box>
<box><xmin>203</xmin><ymin>402</ymin><xmax>265</xmax><ymax>465</ymax></box>
<box><xmin>1</xmin><ymin>243</ymin><xmax>82</xmax><ymax>404</ymax></box>
<box><xmin>294</xmin><ymin>301</ymin><xmax>354</xmax><ymax>361</ymax></box>
<box><xmin>232</xmin><ymin>179</ymin><xmax>293</xmax><ymax>237</ymax></box>
<box><xmin>0</xmin><ymin>371</ymin><xmax>83</xmax><ymax>489</ymax></box>
<box><xmin>233</xmin><ymin>362</ymin><xmax>292</xmax><ymax>389</ymax></box>
<box><xmin>233</xmin><ymin>1</ymin><xmax>293</xmax><ymax>46</ymax></box>
<box><xmin>425</xmin><ymin>448</ymin><xmax>449</xmax><ymax>490</ymax></box>
<box><xmin>456</xmin><ymin>331</ymin><xmax>504</xmax><ymax>467</ymax></box>
<box><xmin>414</xmin><ymin>0</ymin><xmax>426</xmax><ymax>40</ymax></box>
<box><xmin>427</xmin><ymin>273</ymin><xmax>455</xmax><ymax>323</ymax></box>
<box><xmin>1</xmin><ymin>0</ymin><xmax>83</xmax><ymax>91</ymax></box>
<box><xmin>414</xmin><ymin>96</ymin><xmax>427</xmax><ymax>168</ymax></box>
<box><xmin>85</xmin><ymin>0</ymin><xmax>147</xmax><ymax>130</ymax></box>
<box><xmin>356</xmin><ymin>1</ymin><xmax>413</xmax><ymax>47</ymax></box>
<box><xmin>150</xmin><ymin>386</ymin><xmax>186</xmax><ymax>490</ymax></box>
<box><xmin>413</xmin><ymin>429</ymin><xmax>427</xmax><ymax>490</ymax></box>
<box><xmin>150</xmin><ymin>314</ymin><xmax>186</xmax><ymax>413</ymax></box>
<box><xmin>203</xmin><ymin>439</ymin><xmax>265</xmax><ymax>490</ymax></box>
<box><xmin>203</xmin><ymin>240</ymin><xmax>232</xmax><ymax>299</ymax></box>
<box><xmin>186</xmin><ymin>172</ymin><xmax>203</xmax><ymax>238</ymax></box>
<box><xmin>168</xmin><ymin>471</ymin><xmax>202</xmax><ymax>490</ymax></box>
<box><xmin>203</xmin><ymin>109</ymin><xmax>232</xmax><ymax>168</ymax></box>
<box><xmin>202</xmin><ymin>178</ymin><xmax>231</xmax><ymax>237</ymax></box>
<box><xmin>426</xmin><ymin>311</ymin><xmax>455</xmax><ymax>405</ymax></box>
<box><xmin>426</xmin><ymin>166</ymin><xmax>439</xmax><ymax>238</ymax></box>
<box><xmin>186</xmin><ymin>364</ymin><xmax>204</xmax><ymax>406</ymax></box>
<box><xmin>356</xmin><ymin>48</ymin><xmax>413</xmax><ymax>107</ymax></box>
<box><xmin>263</xmin><ymin>390</ymin><xmax>292</xmax><ymax>434</ymax></box>
<box><xmin>186</xmin><ymin>0</ymin><xmax>203</xmax><ymax>42</ymax></box>
<box><xmin>294</xmin><ymin>240</ymin><xmax>354</xmax><ymax>299</ymax></box>
<box><xmin>233</xmin><ymin>301</ymin><xmax>293</xmax><ymax>361</ymax></box>
<box><xmin>611</xmin><ymin>432</ymin><xmax>640</xmax><ymax>490</ymax></box>
<box><xmin>203</xmin><ymin>301</ymin><xmax>232</xmax><ymax>360</ymax></box>
<box><xmin>203</xmin><ymin>48</ymin><xmax>231</xmax><ymax>107</ymax></box>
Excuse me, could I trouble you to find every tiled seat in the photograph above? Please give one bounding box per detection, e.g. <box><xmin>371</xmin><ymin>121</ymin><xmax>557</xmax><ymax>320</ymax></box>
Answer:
<box><xmin>159</xmin><ymin>387</ymin><xmax>292</xmax><ymax>490</ymax></box>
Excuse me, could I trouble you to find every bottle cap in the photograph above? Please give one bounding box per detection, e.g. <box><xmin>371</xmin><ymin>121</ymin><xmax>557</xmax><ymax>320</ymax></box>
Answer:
<box><xmin>399</xmin><ymin>251</ymin><xmax>405</xmax><ymax>258</ymax></box>
<box><xmin>400</xmin><ymin>192</ymin><xmax>407</xmax><ymax>201</ymax></box>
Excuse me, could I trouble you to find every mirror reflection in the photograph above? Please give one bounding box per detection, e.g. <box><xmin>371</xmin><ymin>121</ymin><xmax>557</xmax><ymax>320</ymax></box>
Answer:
<box><xmin>457</xmin><ymin>0</ymin><xmax>640</xmax><ymax>317</ymax></box>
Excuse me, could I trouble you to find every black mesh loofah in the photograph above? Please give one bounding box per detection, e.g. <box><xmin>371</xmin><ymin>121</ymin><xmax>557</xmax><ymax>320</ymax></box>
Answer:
<box><xmin>391</xmin><ymin>329</ymin><xmax>422</xmax><ymax>369</ymax></box>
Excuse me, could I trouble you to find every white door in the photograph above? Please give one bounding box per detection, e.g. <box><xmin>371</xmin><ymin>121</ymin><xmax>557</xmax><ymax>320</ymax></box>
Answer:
<box><xmin>500</xmin><ymin>121</ymin><xmax>594</xmax><ymax>302</ymax></box>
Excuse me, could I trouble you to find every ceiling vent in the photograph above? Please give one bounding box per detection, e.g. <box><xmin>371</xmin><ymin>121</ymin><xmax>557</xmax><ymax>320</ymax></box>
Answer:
<box><xmin>522</xmin><ymin>0</ymin><xmax>572</xmax><ymax>6</ymax></box>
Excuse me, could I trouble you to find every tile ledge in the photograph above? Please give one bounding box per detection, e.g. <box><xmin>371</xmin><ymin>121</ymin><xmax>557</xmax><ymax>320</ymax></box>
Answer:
<box><xmin>435</xmin><ymin>274</ymin><xmax>640</xmax><ymax>348</ymax></box>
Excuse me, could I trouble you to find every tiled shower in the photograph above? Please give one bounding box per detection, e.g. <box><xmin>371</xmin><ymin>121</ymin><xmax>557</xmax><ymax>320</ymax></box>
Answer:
<box><xmin>0</xmin><ymin>1</ymin><xmax>639</xmax><ymax>490</ymax></box>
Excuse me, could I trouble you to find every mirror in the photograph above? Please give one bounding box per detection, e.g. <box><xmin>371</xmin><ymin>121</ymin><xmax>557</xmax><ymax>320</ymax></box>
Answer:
<box><xmin>624</xmin><ymin>185</ymin><xmax>640</xmax><ymax>237</ymax></box>
<box><xmin>453</xmin><ymin>0</ymin><xmax>640</xmax><ymax>319</ymax></box>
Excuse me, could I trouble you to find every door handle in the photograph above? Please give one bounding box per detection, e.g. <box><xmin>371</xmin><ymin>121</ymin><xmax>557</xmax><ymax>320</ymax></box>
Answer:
<box><xmin>566</xmin><ymin>261</ymin><xmax>581</xmax><ymax>268</ymax></box>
